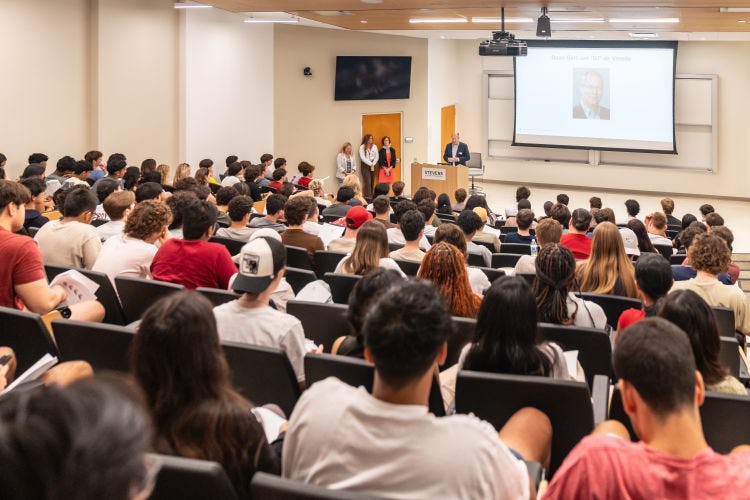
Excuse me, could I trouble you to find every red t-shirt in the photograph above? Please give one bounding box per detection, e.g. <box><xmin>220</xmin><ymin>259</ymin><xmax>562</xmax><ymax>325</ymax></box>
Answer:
<box><xmin>297</xmin><ymin>177</ymin><xmax>312</xmax><ymax>188</ymax></box>
<box><xmin>150</xmin><ymin>238</ymin><xmax>237</xmax><ymax>290</ymax></box>
<box><xmin>0</xmin><ymin>229</ymin><xmax>46</xmax><ymax>309</ymax></box>
<box><xmin>269</xmin><ymin>181</ymin><xmax>284</xmax><ymax>191</ymax></box>
<box><xmin>560</xmin><ymin>233</ymin><xmax>593</xmax><ymax>259</ymax></box>
<box><xmin>545</xmin><ymin>433</ymin><xmax>750</xmax><ymax>499</ymax></box>
<box><xmin>617</xmin><ymin>307</ymin><xmax>646</xmax><ymax>331</ymax></box>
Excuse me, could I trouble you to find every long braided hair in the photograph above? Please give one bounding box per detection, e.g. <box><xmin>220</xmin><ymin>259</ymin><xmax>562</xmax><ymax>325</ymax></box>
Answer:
<box><xmin>417</xmin><ymin>242</ymin><xmax>482</xmax><ymax>319</ymax></box>
<box><xmin>534</xmin><ymin>243</ymin><xmax>578</xmax><ymax>325</ymax></box>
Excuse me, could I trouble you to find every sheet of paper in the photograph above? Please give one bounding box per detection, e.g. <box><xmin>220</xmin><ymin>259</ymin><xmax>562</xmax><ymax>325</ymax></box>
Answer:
<box><xmin>2</xmin><ymin>353</ymin><xmax>58</xmax><ymax>394</ymax></box>
<box><xmin>563</xmin><ymin>350</ymin><xmax>579</xmax><ymax>379</ymax></box>
<box><xmin>50</xmin><ymin>269</ymin><xmax>100</xmax><ymax>306</ymax></box>
<box><xmin>252</xmin><ymin>406</ymin><xmax>287</xmax><ymax>443</ymax></box>
<box><xmin>318</xmin><ymin>223</ymin><xmax>345</xmax><ymax>248</ymax></box>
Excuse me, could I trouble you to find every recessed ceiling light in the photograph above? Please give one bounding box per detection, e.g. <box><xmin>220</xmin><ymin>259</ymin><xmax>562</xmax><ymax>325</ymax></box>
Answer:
<box><xmin>244</xmin><ymin>17</ymin><xmax>299</xmax><ymax>23</ymax></box>
<box><xmin>409</xmin><ymin>18</ymin><xmax>468</xmax><ymax>24</ymax></box>
<box><xmin>629</xmin><ymin>32</ymin><xmax>660</xmax><ymax>38</ymax></box>
<box><xmin>739</xmin><ymin>19</ymin><xmax>748</xmax><ymax>23</ymax></box>
<box><xmin>609</xmin><ymin>18</ymin><xmax>679</xmax><ymax>23</ymax></box>
<box><xmin>551</xmin><ymin>18</ymin><xmax>605</xmax><ymax>23</ymax></box>
<box><xmin>471</xmin><ymin>17</ymin><xmax>533</xmax><ymax>24</ymax></box>
<box><xmin>173</xmin><ymin>3</ymin><xmax>211</xmax><ymax>8</ymax></box>
<box><xmin>721</xmin><ymin>7</ymin><xmax>750</xmax><ymax>12</ymax></box>
<box><xmin>360</xmin><ymin>20</ymin><xmax>368</xmax><ymax>24</ymax></box>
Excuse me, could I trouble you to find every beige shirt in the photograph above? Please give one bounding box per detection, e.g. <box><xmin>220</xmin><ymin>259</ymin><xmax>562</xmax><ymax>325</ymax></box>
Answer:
<box><xmin>34</xmin><ymin>219</ymin><xmax>102</xmax><ymax>269</ymax></box>
<box><xmin>670</xmin><ymin>278</ymin><xmax>750</xmax><ymax>334</ymax></box>
<box><xmin>389</xmin><ymin>247</ymin><xmax>425</xmax><ymax>262</ymax></box>
<box><xmin>326</xmin><ymin>237</ymin><xmax>356</xmax><ymax>254</ymax></box>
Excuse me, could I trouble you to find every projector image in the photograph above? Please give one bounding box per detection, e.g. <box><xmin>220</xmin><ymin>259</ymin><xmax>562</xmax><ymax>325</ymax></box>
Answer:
<box><xmin>479</xmin><ymin>31</ymin><xmax>528</xmax><ymax>57</ymax></box>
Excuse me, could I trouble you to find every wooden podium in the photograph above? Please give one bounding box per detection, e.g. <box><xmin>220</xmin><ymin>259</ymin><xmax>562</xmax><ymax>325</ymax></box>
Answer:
<box><xmin>410</xmin><ymin>163</ymin><xmax>468</xmax><ymax>196</ymax></box>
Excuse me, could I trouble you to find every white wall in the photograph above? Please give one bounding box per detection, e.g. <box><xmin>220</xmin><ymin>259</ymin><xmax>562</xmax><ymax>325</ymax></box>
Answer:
<box><xmin>182</xmin><ymin>8</ymin><xmax>274</xmax><ymax>174</ymax></box>
<box><xmin>426</xmin><ymin>39</ymin><xmax>462</xmax><ymax>164</ymax></box>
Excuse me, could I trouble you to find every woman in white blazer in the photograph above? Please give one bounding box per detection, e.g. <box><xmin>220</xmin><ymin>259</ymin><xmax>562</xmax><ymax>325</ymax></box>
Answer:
<box><xmin>336</xmin><ymin>142</ymin><xmax>357</xmax><ymax>184</ymax></box>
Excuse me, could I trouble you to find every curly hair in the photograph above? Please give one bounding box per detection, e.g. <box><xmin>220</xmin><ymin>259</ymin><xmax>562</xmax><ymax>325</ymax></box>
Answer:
<box><xmin>125</xmin><ymin>200</ymin><xmax>173</xmax><ymax>241</ymax></box>
<box><xmin>417</xmin><ymin>242</ymin><xmax>482</xmax><ymax>318</ymax></box>
<box><xmin>689</xmin><ymin>233</ymin><xmax>730</xmax><ymax>275</ymax></box>
<box><xmin>534</xmin><ymin>243</ymin><xmax>577</xmax><ymax>325</ymax></box>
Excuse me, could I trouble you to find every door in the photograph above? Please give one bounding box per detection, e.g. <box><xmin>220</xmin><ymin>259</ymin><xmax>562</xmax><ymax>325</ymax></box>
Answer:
<box><xmin>441</xmin><ymin>105</ymin><xmax>456</xmax><ymax>160</ymax></box>
<box><xmin>362</xmin><ymin>113</ymin><xmax>402</xmax><ymax>182</ymax></box>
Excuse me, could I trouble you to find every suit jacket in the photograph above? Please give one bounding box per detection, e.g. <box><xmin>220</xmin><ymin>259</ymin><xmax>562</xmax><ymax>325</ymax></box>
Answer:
<box><xmin>573</xmin><ymin>104</ymin><xmax>610</xmax><ymax>120</ymax></box>
<box><xmin>443</xmin><ymin>142</ymin><xmax>470</xmax><ymax>165</ymax></box>
<box><xmin>378</xmin><ymin>147</ymin><xmax>397</xmax><ymax>168</ymax></box>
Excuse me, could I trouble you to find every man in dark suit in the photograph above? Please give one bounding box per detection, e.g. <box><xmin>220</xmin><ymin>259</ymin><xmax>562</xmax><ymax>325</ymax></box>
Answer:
<box><xmin>443</xmin><ymin>133</ymin><xmax>470</xmax><ymax>166</ymax></box>
<box><xmin>572</xmin><ymin>71</ymin><xmax>610</xmax><ymax>120</ymax></box>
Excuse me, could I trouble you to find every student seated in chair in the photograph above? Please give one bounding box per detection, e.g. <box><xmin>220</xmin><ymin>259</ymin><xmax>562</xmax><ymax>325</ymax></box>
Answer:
<box><xmin>545</xmin><ymin>318</ymin><xmax>750</xmax><ymax>497</ymax></box>
<box><xmin>284</xmin><ymin>279</ymin><xmax>552</xmax><ymax>499</ymax></box>
<box><xmin>249</xmin><ymin>193</ymin><xmax>287</xmax><ymax>233</ymax></box>
<box><xmin>215</xmin><ymin>195</ymin><xmax>255</xmax><ymax>242</ymax></box>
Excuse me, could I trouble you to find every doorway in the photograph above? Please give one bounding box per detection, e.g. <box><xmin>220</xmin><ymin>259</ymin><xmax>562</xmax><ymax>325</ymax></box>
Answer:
<box><xmin>361</xmin><ymin>112</ymin><xmax>402</xmax><ymax>183</ymax></box>
<box><xmin>441</xmin><ymin>104</ymin><xmax>456</xmax><ymax>160</ymax></box>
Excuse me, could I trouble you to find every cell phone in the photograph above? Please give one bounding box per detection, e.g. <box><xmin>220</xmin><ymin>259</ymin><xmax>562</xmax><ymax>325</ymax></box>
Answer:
<box><xmin>0</xmin><ymin>355</ymin><xmax>12</xmax><ymax>366</ymax></box>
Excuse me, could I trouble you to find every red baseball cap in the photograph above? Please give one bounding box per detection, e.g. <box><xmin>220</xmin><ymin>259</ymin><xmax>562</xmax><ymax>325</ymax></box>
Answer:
<box><xmin>345</xmin><ymin>205</ymin><xmax>372</xmax><ymax>229</ymax></box>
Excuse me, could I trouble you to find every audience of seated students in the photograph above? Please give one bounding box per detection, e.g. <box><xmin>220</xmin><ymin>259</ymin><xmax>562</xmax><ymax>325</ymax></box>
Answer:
<box><xmin>366</xmin><ymin>182</ymin><xmax>392</xmax><ymax>213</ymax></box>
<box><xmin>92</xmin><ymin>177</ymin><xmax>120</xmax><ymax>221</ymax></box>
<box><xmin>84</xmin><ymin>150</ymin><xmax>105</xmax><ymax>182</ymax></box>
<box><xmin>389</xmin><ymin>180</ymin><xmax>409</xmax><ymax>205</ymax></box>
<box><xmin>546</xmin><ymin>318</ymin><xmax>750</xmax><ymax>497</ymax></box>
<box><xmin>537</xmin><ymin>200</ymin><xmax>553</xmax><ymax>222</ymax></box>
<box><xmin>672</xmin><ymin>224</ymin><xmax>732</xmax><ymax>285</ymax></box>
<box><xmin>534</xmin><ymin>244</ymin><xmax>607</xmax><ymax>329</ymax></box>
<box><xmin>151</xmin><ymin>198</ymin><xmax>236</xmax><ymax>290</ymax></box>
<box><xmin>122</xmin><ymin>166</ymin><xmax>141</xmax><ymax>191</ymax></box>
<box><xmin>335</xmin><ymin>220</ymin><xmax>405</xmax><ymax>277</ymax></box>
<box><xmin>327</xmin><ymin>205</ymin><xmax>370</xmax><ymax>253</ymax></box>
<box><xmin>645</xmin><ymin>211</ymin><xmax>672</xmax><ymax>248</ymax></box>
<box><xmin>132</xmin><ymin>292</ymin><xmax>279</xmax><ymax>499</ymax></box>
<box><xmin>95</xmin><ymin>190</ymin><xmax>135</xmax><ymax>242</ymax></box>
<box><xmin>589</xmin><ymin>196</ymin><xmax>602</xmax><ymax>210</ymax></box>
<box><xmin>504</xmin><ymin>186</ymin><xmax>531</xmax><ymax>220</ymax></box>
<box><xmin>308</xmin><ymin>178</ymin><xmax>330</xmax><ymax>208</ymax></box>
<box><xmin>712</xmin><ymin>226</ymin><xmax>740</xmax><ymax>284</ymax></box>
<box><xmin>173</xmin><ymin>163</ymin><xmax>192</xmax><ymax>186</ymax></box>
<box><xmin>281</xmin><ymin>197</ymin><xmax>324</xmax><ymax>259</ymax></box>
<box><xmin>0</xmin><ymin>181</ymin><xmax>104</xmax><ymax>320</ymax></box>
<box><xmin>660</xmin><ymin>290</ymin><xmax>746</xmax><ymax>395</ymax></box>
<box><xmin>214</xmin><ymin>186</ymin><xmax>238</xmax><ymax>226</ymax></box>
<box><xmin>560</xmin><ymin>208</ymin><xmax>593</xmax><ymax>259</ymax></box>
<box><xmin>661</xmin><ymin>197</ymin><xmax>680</xmax><ymax>226</ymax></box>
<box><xmin>294</xmin><ymin>161</ymin><xmax>315</xmax><ymax>188</ymax></box>
<box><xmin>699</xmin><ymin>203</ymin><xmax>715</xmax><ymax>221</ymax></box>
<box><xmin>614</xmin><ymin>254</ymin><xmax>672</xmax><ymax>332</ymax></box>
<box><xmin>135</xmin><ymin>181</ymin><xmax>164</xmax><ymax>203</ymax></box>
<box><xmin>514</xmin><ymin>218</ymin><xmax>563</xmax><ymax>275</ymax></box>
<box><xmin>389</xmin><ymin>209</ymin><xmax>426</xmax><ymax>262</ymax></box>
<box><xmin>436</xmin><ymin>193</ymin><xmax>453</xmax><ymax>217</ymax></box>
<box><xmin>577</xmin><ymin>222</ymin><xmax>638</xmax><ymax>298</ymax></box>
<box><xmin>220</xmin><ymin>161</ymin><xmax>244</xmax><ymax>188</ymax></box>
<box><xmin>556</xmin><ymin>193</ymin><xmax>569</xmax><ymax>206</ymax></box>
<box><xmin>0</xmin><ymin>377</ymin><xmax>156</xmax><ymax>500</ymax></box>
<box><xmin>332</xmin><ymin>268</ymin><xmax>404</xmax><ymax>358</ymax></box>
<box><xmin>302</xmin><ymin>200</ymin><xmax>321</xmax><ymax>236</ymax></box>
<box><xmin>549</xmin><ymin>202</ymin><xmax>572</xmax><ymax>233</ymax></box>
<box><xmin>464</xmin><ymin>194</ymin><xmax>497</xmax><ymax>226</ymax></box>
<box><xmin>503</xmin><ymin>198</ymin><xmax>530</xmax><ymax>228</ymax></box>
<box><xmin>342</xmin><ymin>173</ymin><xmax>367</xmax><ymax>206</ymax></box>
<box><xmin>234</xmin><ymin>163</ymin><xmax>261</xmax><ymax>202</ymax></box>
<box><xmin>162</xmin><ymin>190</ymin><xmax>193</xmax><ymax>238</ymax></box>
<box><xmin>387</xmin><ymin>200</ymin><xmax>431</xmax><ymax>250</ymax></box>
<box><xmin>417</xmin><ymin>241</ymin><xmax>483</xmax><ymax>319</ymax></box>
<box><xmin>671</xmin><ymin>233</ymin><xmax>750</xmax><ymax>335</ymax></box>
<box><xmin>92</xmin><ymin>200</ymin><xmax>172</xmax><ymax>284</ymax></box>
<box><xmin>21</xmin><ymin>163</ymin><xmax>46</xmax><ymax>181</ymax></box>
<box><xmin>322</xmin><ymin>186</ymin><xmax>356</xmax><ymax>218</ymax></box>
<box><xmin>416</xmin><ymin>198</ymin><xmax>439</xmax><ymax>237</ymax></box>
<box><xmin>19</xmin><ymin>177</ymin><xmax>50</xmax><ymax>231</ymax></box>
<box><xmin>268</xmin><ymin>168</ymin><xmax>286</xmax><ymax>192</ymax></box>
<box><xmin>284</xmin><ymin>279</ymin><xmax>552</xmax><ymax>498</ymax></box>
<box><xmin>470</xmin><ymin>207</ymin><xmax>502</xmax><ymax>251</ymax></box>
<box><xmin>450</xmin><ymin>188</ymin><xmax>466</xmax><ymax>213</ymax></box>
<box><xmin>504</xmin><ymin>208</ymin><xmax>535</xmax><ymax>245</ymax></box>
<box><xmin>705</xmin><ymin>211</ymin><xmax>725</xmax><ymax>231</ymax></box>
<box><xmin>433</xmin><ymin>222</ymin><xmax>490</xmax><ymax>295</ymax></box>
<box><xmin>457</xmin><ymin>210</ymin><xmax>492</xmax><ymax>268</ymax></box>
<box><xmin>370</xmin><ymin>195</ymin><xmax>396</xmax><ymax>229</ymax></box>
<box><xmin>46</xmin><ymin>155</ymin><xmax>75</xmax><ymax>184</ymax></box>
<box><xmin>92</xmin><ymin>156</ymin><xmax>127</xmax><ymax>192</ymax></box>
<box><xmin>62</xmin><ymin>159</ymin><xmax>93</xmax><ymax>188</ymax></box>
<box><xmin>248</xmin><ymin>193</ymin><xmax>287</xmax><ymax>233</ymax></box>
<box><xmin>213</xmin><ymin>237</ymin><xmax>311</xmax><ymax>384</ymax></box>
<box><xmin>624</xmin><ymin>198</ymin><xmax>640</xmax><ymax>222</ymax></box>
<box><xmin>626</xmin><ymin>218</ymin><xmax>657</xmax><ymax>254</ymax></box>
<box><xmin>214</xmin><ymin>195</ymin><xmax>253</xmax><ymax>242</ymax></box>
<box><xmin>34</xmin><ymin>186</ymin><xmax>102</xmax><ymax>270</ymax></box>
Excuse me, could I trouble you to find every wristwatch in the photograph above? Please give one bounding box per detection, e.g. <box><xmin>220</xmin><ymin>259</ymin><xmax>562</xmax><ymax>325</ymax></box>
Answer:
<box><xmin>55</xmin><ymin>305</ymin><xmax>72</xmax><ymax>319</ymax></box>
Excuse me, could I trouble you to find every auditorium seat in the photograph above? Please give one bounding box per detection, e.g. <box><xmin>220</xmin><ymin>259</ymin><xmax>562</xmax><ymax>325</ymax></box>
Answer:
<box><xmin>44</xmin><ymin>264</ymin><xmax>127</xmax><ymax>326</ymax></box>
<box><xmin>653</xmin><ymin>244</ymin><xmax>674</xmax><ymax>259</ymax></box>
<box><xmin>149</xmin><ymin>454</ymin><xmax>239</xmax><ymax>500</ymax></box>
<box><xmin>114</xmin><ymin>276</ymin><xmax>184</xmax><ymax>323</ymax></box>
<box><xmin>313</xmin><ymin>251</ymin><xmax>347</xmax><ymax>278</ymax></box>
<box><xmin>446</xmin><ymin>317</ymin><xmax>476</xmax><ymax>368</ymax></box>
<box><xmin>286</xmin><ymin>300</ymin><xmax>350</xmax><ymax>352</ymax></box>
<box><xmin>466</xmin><ymin>253</ymin><xmax>485</xmax><ymax>267</ymax></box>
<box><xmin>0</xmin><ymin>306</ymin><xmax>59</xmax><ymax>373</ymax></box>
<box><xmin>538</xmin><ymin>323</ymin><xmax>614</xmax><ymax>390</ymax></box>
<box><xmin>388</xmin><ymin>243</ymin><xmax>404</xmax><ymax>252</ymax></box>
<box><xmin>499</xmin><ymin>226</ymin><xmax>518</xmax><ymax>234</ymax></box>
<box><xmin>712</xmin><ymin>306</ymin><xmax>736</xmax><ymax>338</ymax></box>
<box><xmin>473</xmin><ymin>240</ymin><xmax>495</xmax><ymax>253</ymax></box>
<box><xmin>476</xmin><ymin>267</ymin><xmax>505</xmax><ymax>283</ymax></box>
<box><xmin>491</xmin><ymin>253</ymin><xmax>523</xmax><ymax>268</ymax></box>
<box><xmin>455</xmin><ymin>371</ymin><xmax>598</xmax><ymax>475</ymax></box>
<box><xmin>221</xmin><ymin>341</ymin><xmax>301</xmax><ymax>418</ymax></box>
<box><xmin>209</xmin><ymin>236</ymin><xmax>246</xmax><ymax>256</ymax></box>
<box><xmin>670</xmin><ymin>254</ymin><xmax>687</xmax><ymax>265</ymax></box>
<box><xmin>284</xmin><ymin>267</ymin><xmax>318</xmax><ymax>295</ymax></box>
<box><xmin>51</xmin><ymin>319</ymin><xmax>135</xmax><ymax>372</ymax></box>
<box><xmin>500</xmin><ymin>243</ymin><xmax>531</xmax><ymax>255</ymax></box>
<box><xmin>575</xmin><ymin>293</ymin><xmax>641</xmax><ymax>329</ymax></box>
<box><xmin>393</xmin><ymin>259</ymin><xmax>420</xmax><ymax>276</ymax></box>
<box><xmin>196</xmin><ymin>287</ymin><xmax>240</xmax><ymax>307</ymax></box>
<box><xmin>719</xmin><ymin>336</ymin><xmax>741</xmax><ymax>378</ymax></box>
<box><xmin>517</xmin><ymin>273</ymin><xmax>536</xmax><ymax>286</ymax></box>
<box><xmin>323</xmin><ymin>273</ymin><xmax>361</xmax><ymax>304</ymax></box>
<box><xmin>286</xmin><ymin>245</ymin><xmax>314</xmax><ymax>270</ymax></box>
<box><xmin>252</xmin><ymin>472</ymin><xmax>381</xmax><ymax>500</ymax></box>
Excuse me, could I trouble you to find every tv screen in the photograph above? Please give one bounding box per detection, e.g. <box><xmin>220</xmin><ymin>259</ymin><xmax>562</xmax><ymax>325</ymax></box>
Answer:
<box><xmin>335</xmin><ymin>56</ymin><xmax>412</xmax><ymax>101</ymax></box>
<box><xmin>513</xmin><ymin>40</ymin><xmax>678</xmax><ymax>154</ymax></box>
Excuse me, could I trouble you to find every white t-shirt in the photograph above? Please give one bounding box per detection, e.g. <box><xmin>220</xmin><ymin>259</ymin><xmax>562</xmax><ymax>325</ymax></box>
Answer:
<box><xmin>567</xmin><ymin>293</ymin><xmax>608</xmax><ymax>329</ymax></box>
<box><xmin>96</xmin><ymin>220</ymin><xmax>125</xmax><ymax>242</ymax></box>
<box><xmin>221</xmin><ymin>175</ymin><xmax>241</xmax><ymax>187</ymax></box>
<box><xmin>467</xmin><ymin>266</ymin><xmax>492</xmax><ymax>295</ymax></box>
<box><xmin>386</xmin><ymin>227</ymin><xmax>431</xmax><ymax>251</ymax></box>
<box><xmin>283</xmin><ymin>378</ymin><xmax>529</xmax><ymax>500</ymax></box>
<box><xmin>334</xmin><ymin>256</ymin><xmax>406</xmax><ymax>277</ymax></box>
<box><xmin>213</xmin><ymin>302</ymin><xmax>307</xmax><ymax>382</ymax></box>
<box><xmin>92</xmin><ymin>234</ymin><xmax>158</xmax><ymax>285</ymax></box>
<box><xmin>303</xmin><ymin>221</ymin><xmax>321</xmax><ymax>235</ymax></box>
<box><xmin>466</xmin><ymin>240</ymin><xmax>492</xmax><ymax>268</ymax></box>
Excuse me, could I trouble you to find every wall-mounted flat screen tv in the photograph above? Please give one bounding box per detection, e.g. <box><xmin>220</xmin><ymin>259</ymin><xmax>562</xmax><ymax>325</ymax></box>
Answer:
<box><xmin>335</xmin><ymin>56</ymin><xmax>412</xmax><ymax>101</ymax></box>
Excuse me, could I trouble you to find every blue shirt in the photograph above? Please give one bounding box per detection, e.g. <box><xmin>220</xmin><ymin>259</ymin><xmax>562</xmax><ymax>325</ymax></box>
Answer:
<box><xmin>503</xmin><ymin>232</ymin><xmax>534</xmax><ymax>244</ymax></box>
<box><xmin>672</xmin><ymin>265</ymin><xmax>731</xmax><ymax>285</ymax></box>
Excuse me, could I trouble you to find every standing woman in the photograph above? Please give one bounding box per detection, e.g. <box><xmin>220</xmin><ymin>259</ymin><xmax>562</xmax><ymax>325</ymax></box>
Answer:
<box><xmin>359</xmin><ymin>134</ymin><xmax>378</xmax><ymax>198</ymax></box>
<box><xmin>336</xmin><ymin>142</ymin><xmax>357</xmax><ymax>185</ymax></box>
<box><xmin>378</xmin><ymin>136</ymin><xmax>397</xmax><ymax>185</ymax></box>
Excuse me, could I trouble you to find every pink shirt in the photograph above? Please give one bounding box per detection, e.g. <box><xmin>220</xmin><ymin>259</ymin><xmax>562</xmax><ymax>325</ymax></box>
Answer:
<box><xmin>545</xmin><ymin>433</ymin><xmax>750</xmax><ymax>499</ymax></box>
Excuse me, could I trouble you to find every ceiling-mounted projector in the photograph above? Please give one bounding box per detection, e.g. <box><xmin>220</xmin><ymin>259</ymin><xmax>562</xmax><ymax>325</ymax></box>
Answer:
<box><xmin>478</xmin><ymin>7</ymin><xmax>528</xmax><ymax>57</ymax></box>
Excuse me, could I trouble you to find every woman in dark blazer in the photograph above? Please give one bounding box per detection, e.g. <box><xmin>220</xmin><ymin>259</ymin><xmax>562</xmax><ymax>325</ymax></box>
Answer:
<box><xmin>378</xmin><ymin>136</ymin><xmax>397</xmax><ymax>185</ymax></box>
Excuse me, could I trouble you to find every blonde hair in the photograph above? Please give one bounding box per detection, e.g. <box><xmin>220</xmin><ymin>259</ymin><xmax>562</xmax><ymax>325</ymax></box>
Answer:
<box><xmin>173</xmin><ymin>163</ymin><xmax>191</xmax><ymax>185</ymax></box>
<box><xmin>343</xmin><ymin>220</ymin><xmax>389</xmax><ymax>276</ymax></box>
<box><xmin>309</xmin><ymin>179</ymin><xmax>324</xmax><ymax>196</ymax></box>
<box><xmin>156</xmin><ymin>164</ymin><xmax>170</xmax><ymax>185</ymax></box>
<box><xmin>341</xmin><ymin>142</ymin><xmax>353</xmax><ymax>154</ymax></box>
<box><xmin>578</xmin><ymin>222</ymin><xmax>638</xmax><ymax>298</ymax></box>
<box><xmin>342</xmin><ymin>174</ymin><xmax>366</xmax><ymax>205</ymax></box>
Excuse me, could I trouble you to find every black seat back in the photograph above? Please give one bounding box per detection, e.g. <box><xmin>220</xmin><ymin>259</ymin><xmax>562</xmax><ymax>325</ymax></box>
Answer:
<box><xmin>670</xmin><ymin>254</ymin><xmax>687</xmax><ymax>265</ymax></box>
<box><xmin>114</xmin><ymin>276</ymin><xmax>184</xmax><ymax>323</ymax></box>
<box><xmin>538</xmin><ymin>323</ymin><xmax>613</xmax><ymax>389</ymax></box>
<box><xmin>209</xmin><ymin>236</ymin><xmax>246</xmax><ymax>256</ymax></box>
<box><xmin>45</xmin><ymin>265</ymin><xmax>126</xmax><ymax>325</ymax></box>
<box><xmin>500</xmin><ymin>243</ymin><xmax>531</xmax><ymax>255</ymax></box>
<box><xmin>393</xmin><ymin>259</ymin><xmax>420</xmax><ymax>276</ymax></box>
<box><xmin>446</xmin><ymin>316</ymin><xmax>476</xmax><ymax>368</ymax></box>
<box><xmin>286</xmin><ymin>245</ymin><xmax>314</xmax><ymax>270</ymax></box>
<box><xmin>313</xmin><ymin>251</ymin><xmax>347</xmax><ymax>278</ymax></box>
<box><xmin>466</xmin><ymin>253</ymin><xmax>485</xmax><ymax>267</ymax></box>
<box><xmin>476</xmin><ymin>267</ymin><xmax>505</xmax><ymax>283</ymax></box>
<box><xmin>323</xmin><ymin>273</ymin><xmax>362</xmax><ymax>304</ymax></box>
<box><xmin>251</xmin><ymin>472</ymin><xmax>382</xmax><ymax>499</ymax></box>
<box><xmin>474</xmin><ymin>240</ymin><xmax>495</xmax><ymax>253</ymax></box>
<box><xmin>196</xmin><ymin>287</ymin><xmax>240</xmax><ymax>307</ymax></box>
<box><xmin>52</xmin><ymin>319</ymin><xmax>135</xmax><ymax>372</ymax></box>
<box><xmin>284</xmin><ymin>267</ymin><xmax>318</xmax><ymax>295</ymax></box>
<box><xmin>653</xmin><ymin>244</ymin><xmax>674</xmax><ymax>259</ymax></box>
<box><xmin>517</xmin><ymin>273</ymin><xmax>536</xmax><ymax>286</ymax></box>
<box><xmin>0</xmin><ymin>306</ymin><xmax>59</xmax><ymax>373</ymax></box>
<box><xmin>221</xmin><ymin>341</ymin><xmax>301</xmax><ymax>417</ymax></box>
<box><xmin>576</xmin><ymin>293</ymin><xmax>641</xmax><ymax>329</ymax></box>
<box><xmin>455</xmin><ymin>371</ymin><xmax>593</xmax><ymax>475</ymax></box>
<box><xmin>149</xmin><ymin>454</ymin><xmax>239</xmax><ymax>500</ymax></box>
<box><xmin>492</xmin><ymin>253</ymin><xmax>523</xmax><ymax>268</ymax></box>
<box><xmin>719</xmin><ymin>336</ymin><xmax>741</xmax><ymax>378</ymax></box>
<box><xmin>287</xmin><ymin>300</ymin><xmax>350</xmax><ymax>352</ymax></box>
<box><xmin>713</xmin><ymin>307</ymin><xmax>736</xmax><ymax>338</ymax></box>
